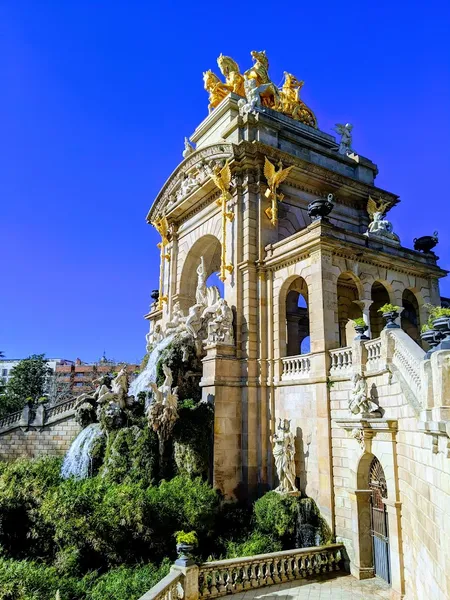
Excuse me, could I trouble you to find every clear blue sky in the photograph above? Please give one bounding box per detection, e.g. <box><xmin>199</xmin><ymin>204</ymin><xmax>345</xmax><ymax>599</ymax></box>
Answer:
<box><xmin>1</xmin><ymin>1</ymin><xmax>449</xmax><ymax>363</ymax></box>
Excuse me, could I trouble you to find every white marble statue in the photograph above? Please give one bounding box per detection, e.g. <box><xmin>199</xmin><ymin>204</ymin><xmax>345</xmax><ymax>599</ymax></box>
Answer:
<box><xmin>185</xmin><ymin>303</ymin><xmax>204</xmax><ymax>339</ymax></box>
<box><xmin>238</xmin><ymin>76</ymin><xmax>262</xmax><ymax>116</ymax></box>
<box><xmin>366</xmin><ymin>212</ymin><xmax>400</xmax><ymax>243</ymax></box>
<box><xmin>146</xmin><ymin>323</ymin><xmax>164</xmax><ymax>350</ymax></box>
<box><xmin>176</xmin><ymin>173</ymin><xmax>197</xmax><ymax>201</ymax></box>
<box><xmin>349</xmin><ymin>373</ymin><xmax>380</xmax><ymax>416</ymax></box>
<box><xmin>207</xmin><ymin>298</ymin><xmax>234</xmax><ymax>345</ymax></box>
<box><xmin>334</xmin><ymin>123</ymin><xmax>353</xmax><ymax>155</ymax></box>
<box><xmin>272</xmin><ymin>418</ymin><xmax>298</xmax><ymax>494</ymax></box>
<box><xmin>148</xmin><ymin>364</ymin><xmax>178</xmax><ymax>410</ymax></box>
<box><xmin>182</xmin><ymin>137</ymin><xmax>195</xmax><ymax>158</ymax></box>
<box><xmin>165</xmin><ymin>302</ymin><xmax>186</xmax><ymax>334</ymax></box>
<box><xmin>196</xmin><ymin>256</ymin><xmax>208</xmax><ymax>305</ymax></box>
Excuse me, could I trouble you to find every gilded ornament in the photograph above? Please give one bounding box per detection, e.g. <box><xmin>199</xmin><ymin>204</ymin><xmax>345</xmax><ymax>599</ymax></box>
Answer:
<box><xmin>152</xmin><ymin>216</ymin><xmax>171</xmax><ymax>310</ymax></box>
<box><xmin>263</xmin><ymin>157</ymin><xmax>293</xmax><ymax>226</ymax></box>
<box><xmin>210</xmin><ymin>160</ymin><xmax>234</xmax><ymax>281</ymax></box>
<box><xmin>204</xmin><ymin>50</ymin><xmax>318</xmax><ymax>128</ymax></box>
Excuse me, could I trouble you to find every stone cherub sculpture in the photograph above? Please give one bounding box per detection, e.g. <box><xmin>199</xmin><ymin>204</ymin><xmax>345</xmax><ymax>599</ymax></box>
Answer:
<box><xmin>238</xmin><ymin>76</ymin><xmax>263</xmax><ymax>116</ymax></box>
<box><xmin>206</xmin><ymin>298</ymin><xmax>234</xmax><ymax>345</ymax></box>
<box><xmin>334</xmin><ymin>123</ymin><xmax>354</xmax><ymax>154</ymax></box>
<box><xmin>366</xmin><ymin>196</ymin><xmax>400</xmax><ymax>243</ymax></box>
<box><xmin>349</xmin><ymin>373</ymin><xmax>380</xmax><ymax>416</ymax></box>
<box><xmin>271</xmin><ymin>418</ymin><xmax>298</xmax><ymax>494</ymax></box>
<box><xmin>165</xmin><ymin>302</ymin><xmax>186</xmax><ymax>335</ymax></box>
<box><xmin>147</xmin><ymin>364</ymin><xmax>179</xmax><ymax>448</ymax></box>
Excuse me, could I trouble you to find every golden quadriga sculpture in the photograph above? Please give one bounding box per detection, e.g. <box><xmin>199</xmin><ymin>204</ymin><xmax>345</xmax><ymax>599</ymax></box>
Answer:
<box><xmin>204</xmin><ymin>50</ymin><xmax>317</xmax><ymax>128</ymax></box>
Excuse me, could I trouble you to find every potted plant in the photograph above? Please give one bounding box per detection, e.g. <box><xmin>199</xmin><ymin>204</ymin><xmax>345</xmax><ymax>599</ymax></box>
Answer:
<box><xmin>429</xmin><ymin>306</ymin><xmax>450</xmax><ymax>349</ymax></box>
<box><xmin>420</xmin><ymin>323</ymin><xmax>443</xmax><ymax>358</ymax></box>
<box><xmin>378</xmin><ymin>304</ymin><xmax>401</xmax><ymax>329</ymax></box>
<box><xmin>175</xmin><ymin>530</ymin><xmax>198</xmax><ymax>566</ymax></box>
<box><xmin>352</xmin><ymin>318</ymin><xmax>369</xmax><ymax>340</ymax></box>
<box><xmin>307</xmin><ymin>193</ymin><xmax>334</xmax><ymax>221</ymax></box>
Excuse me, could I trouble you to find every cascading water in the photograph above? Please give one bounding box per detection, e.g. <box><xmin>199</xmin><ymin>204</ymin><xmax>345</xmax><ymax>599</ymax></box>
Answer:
<box><xmin>128</xmin><ymin>335</ymin><xmax>174</xmax><ymax>399</ymax></box>
<box><xmin>61</xmin><ymin>423</ymin><xmax>103</xmax><ymax>480</ymax></box>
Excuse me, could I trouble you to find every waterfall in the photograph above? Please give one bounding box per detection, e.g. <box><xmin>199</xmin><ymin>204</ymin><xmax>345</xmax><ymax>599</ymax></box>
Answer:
<box><xmin>61</xmin><ymin>423</ymin><xmax>103</xmax><ymax>480</ymax></box>
<box><xmin>128</xmin><ymin>335</ymin><xmax>174</xmax><ymax>399</ymax></box>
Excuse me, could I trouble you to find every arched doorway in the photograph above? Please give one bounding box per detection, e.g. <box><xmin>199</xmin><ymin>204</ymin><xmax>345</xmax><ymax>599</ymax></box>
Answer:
<box><xmin>401</xmin><ymin>289</ymin><xmax>420</xmax><ymax>344</ymax></box>
<box><xmin>369</xmin><ymin>457</ymin><xmax>391</xmax><ymax>584</ymax></box>
<box><xmin>285</xmin><ymin>277</ymin><xmax>310</xmax><ymax>356</ymax></box>
<box><xmin>337</xmin><ymin>273</ymin><xmax>363</xmax><ymax>347</ymax></box>
<box><xmin>370</xmin><ymin>282</ymin><xmax>391</xmax><ymax>339</ymax></box>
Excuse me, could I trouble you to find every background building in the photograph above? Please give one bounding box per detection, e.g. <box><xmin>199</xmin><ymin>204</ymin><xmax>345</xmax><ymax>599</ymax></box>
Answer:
<box><xmin>0</xmin><ymin>357</ymin><xmax>74</xmax><ymax>385</ymax></box>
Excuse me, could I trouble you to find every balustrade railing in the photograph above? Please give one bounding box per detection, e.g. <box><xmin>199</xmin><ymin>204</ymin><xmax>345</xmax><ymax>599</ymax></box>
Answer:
<box><xmin>45</xmin><ymin>398</ymin><xmax>76</xmax><ymax>421</ymax></box>
<box><xmin>0</xmin><ymin>409</ymin><xmax>23</xmax><ymax>430</ymax></box>
<box><xmin>364</xmin><ymin>339</ymin><xmax>382</xmax><ymax>370</ymax></box>
<box><xmin>198</xmin><ymin>544</ymin><xmax>343</xmax><ymax>598</ymax></box>
<box><xmin>139</xmin><ymin>570</ymin><xmax>182</xmax><ymax>600</ymax></box>
<box><xmin>281</xmin><ymin>354</ymin><xmax>311</xmax><ymax>380</ymax></box>
<box><xmin>329</xmin><ymin>347</ymin><xmax>352</xmax><ymax>375</ymax></box>
<box><xmin>390</xmin><ymin>331</ymin><xmax>422</xmax><ymax>401</ymax></box>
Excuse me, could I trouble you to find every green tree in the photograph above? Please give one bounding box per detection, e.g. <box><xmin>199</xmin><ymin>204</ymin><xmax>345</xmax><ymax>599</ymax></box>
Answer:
<box><xmin>1</xmin><ymin>355</ymin><xmax>52</xmax><ymax>417</ymax></box>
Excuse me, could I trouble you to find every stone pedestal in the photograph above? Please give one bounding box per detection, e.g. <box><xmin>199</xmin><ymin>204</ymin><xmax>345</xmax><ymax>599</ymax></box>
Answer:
<box><xmin>200</xmin><ymin>343</ymin><xmax>242</xmax><ymax>499</ymax></box>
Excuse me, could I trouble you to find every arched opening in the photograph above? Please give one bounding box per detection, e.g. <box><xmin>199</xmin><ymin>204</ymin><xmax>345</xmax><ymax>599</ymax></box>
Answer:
<box><xmin>337</xmin><ymin>273</ymin><xmax>363</xmax><ymax>347</ymax></box>
<box><xmin>401</xmin><ymin>289</ymin><xmax>420</xmax><ymax>344</ymax></box>
<box><xmin>178</xmin><ymin>235</ymin><xmax>222</xmax><ymax>311</ymax></box>
<box><xmin>370</xmin><ymin>282</ymin><xmax>391</xmax><ymax>339</ymax></box>
<box><xmin>356</xmin><ymin>453</ymin><xmax>391</xmax><ymax>585</ymax></box>
<box><xmin>285</xmin><ymin>277</ymin><xmax>310</xmax><ymax>356</ymax></box>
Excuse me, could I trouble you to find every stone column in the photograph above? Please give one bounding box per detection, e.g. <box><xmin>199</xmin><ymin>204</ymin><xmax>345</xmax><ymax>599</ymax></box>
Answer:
<box><xmin>349</xmin><ymin>489</ymin><xmax>374</xmax><ymax>579</ymax></box>
<box><xmin>383</xmin><ymin>498</ymin><xmax>405</xmax><ymax>599</ymax></box>
<box><xmin>307</xmin><ymin>245</ymin><xmax>339</xmax><ymax>529</ymax></box>
<box><xmin>430</xmin><ymin>349</ymin><xmax>450</xmax><ymax>422</ymax></box>
<box><xmin>200</xmin><ymin>343</ymin><xmax>242</xmax><ymax>499</ymax></box>
<box><xmin>171</xmin><ymin>564</ymin><xmax>199</xmax><ymax>600</ymax></box>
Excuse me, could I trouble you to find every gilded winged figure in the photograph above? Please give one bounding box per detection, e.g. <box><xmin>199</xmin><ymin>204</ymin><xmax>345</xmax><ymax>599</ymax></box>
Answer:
<box><xmin>264</xmin><ymin>157</ymin><xmax>293</xmax><ymax>225</ymax></box>
<box><xmin>211</xmin><ymin>160</ymin><xmax>232</xmax><ymax>200</ymax></box>
<box><xmin>367</xmin><ymin>196</ymin><xmax>391</xmax><ymax>220</ymax></box>
<box><xmin>152</xmin><ymin>215</ymin><xmax>170</xmax><ymax>247</ymax></box>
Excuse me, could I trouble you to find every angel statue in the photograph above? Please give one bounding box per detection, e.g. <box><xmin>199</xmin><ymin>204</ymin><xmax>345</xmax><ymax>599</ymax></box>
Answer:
<box><xmin>334</xmin><ymin>123</ymin><xmax>353</xmax><ymax>155</ymax></box>
<box><xmin>366</xmin><ymin>196</ymin><xmax>400</xmax><ymax>243</ymax></box>
<box><xmin>264</xmin><ymin>157</ymin><xmax>294</xmax><ymax>226</ymax></box>
<box><xmin>238</xmin><ymin>76</ymin><xmax>262</xmax><ymax>116</ymax></box>
<box><xmin>271</xmin><ymin>418</ymin><xmax>298</xmax><ymax>494</ymax></box>
<box><xmin>211</xmin><ymin>160</ymin><xmax>232</xmax><ymax>201</ymax></box>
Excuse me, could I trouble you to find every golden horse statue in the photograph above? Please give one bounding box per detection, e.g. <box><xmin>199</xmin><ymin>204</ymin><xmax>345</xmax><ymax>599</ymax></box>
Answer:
<box><xmin>244</xmin><ymin>50</ymin><xmax>280</xmax><ymax>108</ymax></box>
<box><xmin>279</xmin><ymin>72</ymin><xmax>317</xmax><ymax>128</ymax></box>
<box><xmin>217</xmin><ymin>54</ymin><xmax>245</xmax><ymax>98</ymax></box>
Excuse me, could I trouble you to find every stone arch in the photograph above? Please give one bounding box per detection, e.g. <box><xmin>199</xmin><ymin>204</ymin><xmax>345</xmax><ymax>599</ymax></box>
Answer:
<box><xmin>337</xmin><ymin>272</ymin><xmax>363</xmax><ymax>347</ymax></box>
<box><xmin>401</xmin><ymin>288</ymin><xmax>421</xmax><ymax>344</ymax></box>
<box><xmin>178</xmin><ymin>234</ymin><xmax>222</xmax><ymax>311</ymax></box>
<box><xmin>277</xmin><ymin>273</ymin><xmax>310</xmax><ymax>357</ymax></box>
<box><xmin>370</xmin><ymin>281</ymin><xmax>394</xmax><ymax>338</ymax></box>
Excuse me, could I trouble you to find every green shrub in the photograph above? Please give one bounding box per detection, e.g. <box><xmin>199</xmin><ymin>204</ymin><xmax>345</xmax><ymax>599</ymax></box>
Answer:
<box><xmin>0</xmin><ymin>558</ymin><xmax>82</xmax><ymax>600</ymax></box>
<box><xmin>352</xmin><ymin>318</ymin><xmax>366</xmax><ymax>327</ymax></box>
<box><xmin>175</xmin><ymin>530</ymin><xmax>198</xmax><ymax>546</ymax></box>
<box><xmin>0</xmin><ymin>457</ymin><xmax>62</xmax><ymax>560</ymax></box>
<box><xmin>84</xmin><ymin>560</ymin><xmax>170</xmax><ymax>600</ymax></box>
<box><xmin>225</xmin><ymin>532</ymin><xmax>282</xmax><ymax>558</ymax></box>
<box><xmin>253</xmin><ymin>491</ymin><xmax>297</xmax><ymax>538</ymax></box>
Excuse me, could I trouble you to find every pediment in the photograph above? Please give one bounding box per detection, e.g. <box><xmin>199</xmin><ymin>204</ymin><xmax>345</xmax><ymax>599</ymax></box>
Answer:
<box><xmin>147</xmin><ymin>143</ymin><xmax>234</xmax><ymax>223</ymax></box>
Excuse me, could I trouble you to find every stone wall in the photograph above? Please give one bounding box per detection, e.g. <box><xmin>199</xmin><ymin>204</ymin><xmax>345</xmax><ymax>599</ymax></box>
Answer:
<box><xmin>329</xmin><ymin>332</ymin><xmax>450</xmax><ymax>600</ymax></box>
<box><xmin>0</xmin><ymin>416</ymin><xmax>80</xmax><ymax>461</ymax></box>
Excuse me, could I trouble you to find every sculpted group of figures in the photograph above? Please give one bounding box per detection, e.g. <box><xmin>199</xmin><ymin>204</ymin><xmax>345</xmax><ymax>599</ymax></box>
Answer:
<box><xmin>203</xmin><ymin>50</ymin><xmax>318</xmax><ymax>129</ymax></box>
<box><xmin>147</xmin><ymin>256</ymin><xmax>235</xmax><ymax>351</ymax></box>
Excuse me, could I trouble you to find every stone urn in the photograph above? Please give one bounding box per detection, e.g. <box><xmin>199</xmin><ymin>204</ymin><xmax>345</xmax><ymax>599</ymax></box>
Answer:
<box><xmin>420</xmin><ymin>329</ymin><xmax>443</xmax><ymax>359</ymax></box>
<box><xmin>431</xmin><ymin>316</ymin><xmax>450</xmax><ymax>350</ymax></box>
<box><xmin>354</xmin><ymin>324</ymin><xmax>369</xmax><ymax>340</ymax></box>
<box><xmin>414</xmin><ymin>232</ymin><xmax>438</xmax><ymax>253</ymax></box>
<box><xmin>307</xmin><ymin>193</ymin><xmax>334</xmax><ymax>221</ymax></box>
<box><xmin>175</xmin><ymin>543</ymin><xmax>195</xmax><ymax>567</ymax></box>
<box><xmin>382</xmin><ymin>310</ymin><xmax>400</xmax><ymax>329</ymax></box>
<box><xmin>151</xmin><ymin>289</ymin><xmax>160</xmax><ymax>303</ymax></box>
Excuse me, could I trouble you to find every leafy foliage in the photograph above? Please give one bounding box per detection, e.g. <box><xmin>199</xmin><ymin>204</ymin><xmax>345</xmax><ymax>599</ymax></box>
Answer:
<box><xmin>156</xmin><ymin>337</ymin><xmax>203</xmax><ymax>402</ymax></box>
<box><xmin>254</xmin><ymin>491</ymin><xmax>298</xmax><ymax>538</ymax></box>
<box><xmin>175</xmin><ymin>530</ymin><xmax>198</xmax><ymax>546</ymax></box>
<box><xmin>352</xmin><ymin>318</ymin><xmax>366</xmax><ymax>327</ymax></box>
<box><xmin>173</xmin><ymin>401</ymin><xmax>213</xmax><ymax>478</ymax></box>
<box><xmin>377</xmin><ymin>303</ymin><xmax>401</xmax><ymax>314</ymax></box>
<box><xmin>225</xmin><ymin>532</ymin><xmax>282</xmax><ymax>558</ymax></box>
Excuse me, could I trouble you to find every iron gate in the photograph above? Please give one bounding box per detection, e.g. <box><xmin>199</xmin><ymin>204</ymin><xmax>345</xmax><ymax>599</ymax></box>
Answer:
<box><xmin>369</xmin><ymin>457</ymin><xmax>391</xmax><ymax>584</ymax></box>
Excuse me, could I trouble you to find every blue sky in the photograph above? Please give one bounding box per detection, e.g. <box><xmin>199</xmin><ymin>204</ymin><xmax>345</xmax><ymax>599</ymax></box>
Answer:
<box><xmin>1</xmin><ymin>1</ymin><xmax>449</xmax><ymax>363</ymax></box>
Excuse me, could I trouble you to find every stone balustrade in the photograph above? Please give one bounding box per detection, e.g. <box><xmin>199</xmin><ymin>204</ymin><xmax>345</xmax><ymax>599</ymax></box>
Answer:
<box><xmin>0</xmin><ymin>398</ymin><xmax>76</xmax><ymax>435</ymax></box>
<box><xmin>198</xmin><ymin>545</ymin><xmax>343</xmax><ymax>598</ymax></box>
<box><xmin>281</xmin><ymin>354</ymin><xmax>311</xmax><ymax>381</ymax></box>
<box><xmin>138</xmin><ymin>569</ymin><xmax>183</xmax><ymax>600</ymax></box>
<box><xmin>329</xmin><ymin>347</ymin><xmax>353</xmax><ymax>375</ymax></box>
<box><xmin>387</xmin><ymin>330</ymin><xmax>423</xmax><ymax>403</ymax></box>
<box><xmin>364</xmin><ymin>338</ymin><xmax>382</xmax><ymax>372</ymax></box>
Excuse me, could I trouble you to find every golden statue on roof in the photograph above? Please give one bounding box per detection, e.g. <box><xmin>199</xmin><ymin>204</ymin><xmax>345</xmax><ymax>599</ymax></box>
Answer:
<box><xmin>204</xmin><ymin>50</ymin><xmax>317</xmax><ymax>128</ymax></box>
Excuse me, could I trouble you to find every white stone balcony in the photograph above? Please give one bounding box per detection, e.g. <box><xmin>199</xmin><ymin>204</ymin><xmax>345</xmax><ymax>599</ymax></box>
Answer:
<box><xmin>280</xmin><ymin>354</ymin><xmax>311</xmax><ymax>381</ymax></box>
<box><xmin>329</xmin><ymin>347</ymin><xmax>353</xmax><ymax>376</ymax></box>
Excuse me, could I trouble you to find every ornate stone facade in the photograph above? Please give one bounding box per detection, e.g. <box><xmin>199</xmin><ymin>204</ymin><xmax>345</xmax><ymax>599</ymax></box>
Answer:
<box><xmin>144</xmin><ymin>91</ymin><xmax>449</xmax><ymax>600</ymax></box>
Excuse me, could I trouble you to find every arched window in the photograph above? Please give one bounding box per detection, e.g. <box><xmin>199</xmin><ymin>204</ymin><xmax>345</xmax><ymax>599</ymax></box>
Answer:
<box><xmin>370</xmin><ymin>282</ymin><xmax>391</xmax><ymax>339</ymax></box>
<box><xmin>179</xmin><ymin>235</ymin><xmax>222</xmax><ymax>310</ymax></box>
<box><xmin>337</xmin><ymin>273</ymin><xmax>363</xmax><ymax>347</ymax></box>
<box><xmin>285</xmin><ymin>277</ymin><xmax>309</xmax><ymax>356</ymax></box>
<box><xmin>401</xmin><ymin>289</ymin><xmax>420</xmax><ymax>344</ymax></box>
